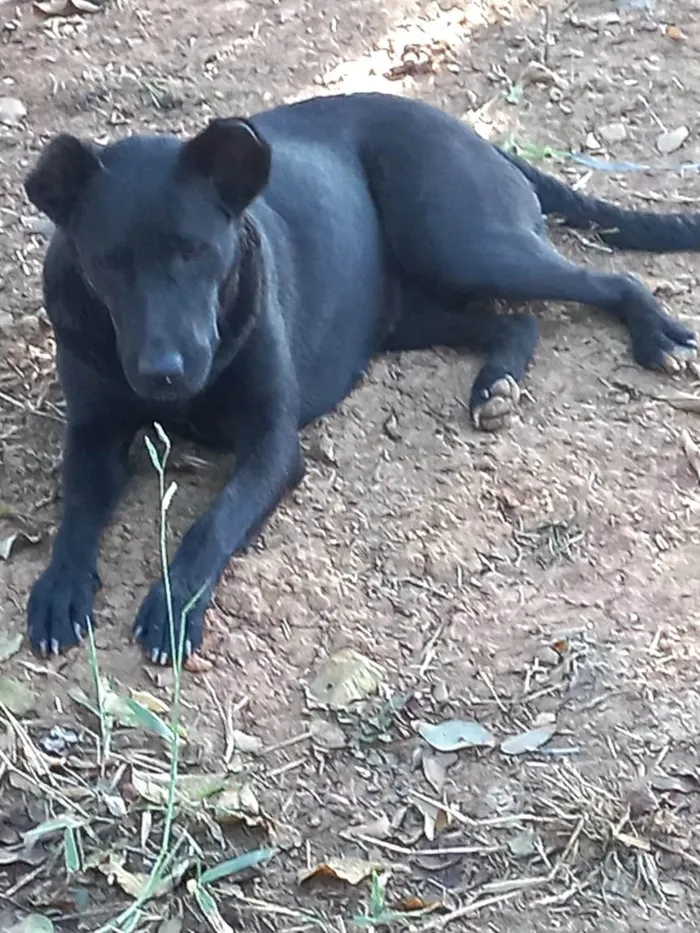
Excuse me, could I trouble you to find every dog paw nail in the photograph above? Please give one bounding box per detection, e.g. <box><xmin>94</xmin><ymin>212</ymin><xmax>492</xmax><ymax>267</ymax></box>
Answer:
<box><xmin>185</xmin><ymin>639</ymin><xmax>192</xmax><ymax>658</ymax></box>
<box><xmin>39</xmin><ymin>640</ymin><xmax>49</xmax><ymax>656</ymax></box>
<box><xmin>133</xmin><ymin>625</ymin><xmax>143</xmax><ymax>640</ymax></box>
<box><xmin>151</xmin><ymin>647</ymin><xmax>160</xmax><ymax>664</ymax></box>
<box><xmin>159</xmin><ymin>652</ymin><xmax>169</xmax><ymax>666</ymax></box>
<box><xmin>50</xmin><ymin>638</ymin><xmax>60</xmax><ymax>656</ymax></box>
<box><xmin>73</xmin><ymin>623</ymin><xmax>83</xmax><ymax>642</ymax></box>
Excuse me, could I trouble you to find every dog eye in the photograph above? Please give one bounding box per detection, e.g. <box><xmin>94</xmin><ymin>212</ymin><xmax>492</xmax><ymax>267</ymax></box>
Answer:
<box><xmin>178</xmin><ymin>240</ymin><xmax>204</xmax><ymax>262</ymax></box>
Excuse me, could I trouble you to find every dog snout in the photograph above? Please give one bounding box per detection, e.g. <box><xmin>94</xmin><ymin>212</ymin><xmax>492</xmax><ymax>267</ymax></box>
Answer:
<box><xmin>136</xmin><ymin>348</ymin><xmax>187</xmax><ymax>396</ymax></box>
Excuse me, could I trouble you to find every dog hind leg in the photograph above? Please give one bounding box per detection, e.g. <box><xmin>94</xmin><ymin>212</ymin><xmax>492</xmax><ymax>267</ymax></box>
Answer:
<box><xmin>382</xmin><ymin>295</ymin><xmax>538</xmax><ymax>431</ymax></box>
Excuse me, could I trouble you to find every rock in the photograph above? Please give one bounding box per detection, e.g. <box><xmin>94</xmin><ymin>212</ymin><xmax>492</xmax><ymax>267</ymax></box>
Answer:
<box><xmin>597</xmin><ymin>121</ymin><xmax>627</xmax><ymax>145</ymax></box>
<box><xmin>656</xmin><ymin>125</ymin><xmax>689</xmax><ymax>154</ymax></box>
<box><xmin>585</xmin><ymin>132</ymin><xmax>601</xmax><ymax>150</ymax></box>
<box><xmin>0</xmin><ymin>97</ymin><xmax>27</xmax><ymax>126</ymax></box>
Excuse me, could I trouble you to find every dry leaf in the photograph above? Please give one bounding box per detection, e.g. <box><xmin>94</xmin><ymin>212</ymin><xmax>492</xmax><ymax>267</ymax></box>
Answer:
<box><xmin>131</xmin><ymin>770</ymin><xmax>227</xmax><ymax>808</ymax></box>
<box><xmin>681</xmin><ymin>429</ymin><xmax>700</xmax><ymax>482</ymax></box>
<box><xmin>349</xmin><ymin>814</ymin><xmax>391</xmax><ymax>839</ymax></box>
<box><xmin>664</xmin><ymin>395</ymin><xmax>700</xmax><ymax>414</ymax></box>
<box><xmin>34</xmin><ymin>0</ymin><xmax>103</xmax><ymax>14</ymax></box>
<box><xmin>157</xmin><ymin>920</ymin><xmax>183</xmax><ymax>933</ymax></box>
<box><xmin>308</xmin><ymin>649</ymin><xmax>384</xmax><ymax>708</ymax></box>
<box><xmin>7</xmin><ymin>916</ymin><xmax>54</xmax><ymax>933</ymax></box>
<box><xmin>0</xmin><ymin>676</ymin><xmax>37</xmax><ymax>715</ymax></box>
<box><xmin>129</xmin><ymin>689</ymin><xmax>169</xmax><ymax>715</ymax></box>
<box><xmin>97</xmin><ymin>853</ymin><xmax>190</xmax><ymax>899</ymax></box>
<box><xmin>418</xmin><ymin>718</ymin><xmax>495</xmax><ymax>752</ymax></box>
<box><xmin>309</xmin><ymin>717</ymin><xmax>347</xmax><ymax>749</ymax></box>
<box><xmin>187</xmin><ymin>879</ymin><xmax>233</xmax><ymax>933</ymax></box>
<box><xmin>500</xmin><ymin>723</ymin><xmax>556</xmax><ymax>756</ymax></box>
<box><xmin>412</xmin><ymin>799</ymin><xmax>449</xmax><ymax>842</ymax></box>
<box><xmin>421</xmin><ymin>749</ymin><xmax>456</xmax><ymax>795</ymax></box>
<box><xmin>508</xmin><ymin>828</ymin><xmax>539</xmax><ymax>858</ymax></box>
<box><xmin>298</xmin><ymin>857</ymin><xmax>387</xmax><ymax>885</ymax></box>
<box><xmin>0</xmin><ymin>632</ymin><xmax>23</xmax><ymax>664</ymax></box>
<box><xmin>231</xmin><ymin>729</ymin><xmax>263</xmax><ymax>755</ymax></box>
<box><xmin>0</xmin><ymin>530</ymin><xmax>41</xmax><ymax>561</ymax></box>
<box><xmin>211</xmin><ymin>782</ymin><xmax>264</xmax><ymax>827</ymax></box>
<box><xmin>393</xmin><ymin>895</ymin><xmax>442</xmax><ymax>912</ymax></box>
<box><xmin>183</xmin><ymin>653</ymin><xmax>213</xmax><ymax>673</ymax></box>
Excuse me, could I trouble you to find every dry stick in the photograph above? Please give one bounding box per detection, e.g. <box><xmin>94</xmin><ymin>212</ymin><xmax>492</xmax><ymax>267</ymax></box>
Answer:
<box><xmin>261</xmin><ymin>730</ymin><xmax>312</xmax><ymax>756</ymax></box>
<box><xmin>341</xmin><ymin>830</ymin><xmax>502</xmax><ymax>859</ymax></box>
<box><xmin>421</xmin><ymin>815</ymin><xmax>587</xmax><ymax>930</ymax></box>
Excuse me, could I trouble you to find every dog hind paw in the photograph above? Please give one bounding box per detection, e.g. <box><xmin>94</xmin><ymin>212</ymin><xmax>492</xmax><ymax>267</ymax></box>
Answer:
<box><xmin>471</xmin><ymin>374</ymin><xmax>521</xmax><ymax>432</ymax></box>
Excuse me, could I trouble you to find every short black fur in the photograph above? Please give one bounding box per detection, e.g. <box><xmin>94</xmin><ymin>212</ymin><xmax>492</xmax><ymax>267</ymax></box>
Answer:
<box><xmin>23</xmin><ymin>92</ymin><xmax>699</xmax><ymax>662</ymax></box>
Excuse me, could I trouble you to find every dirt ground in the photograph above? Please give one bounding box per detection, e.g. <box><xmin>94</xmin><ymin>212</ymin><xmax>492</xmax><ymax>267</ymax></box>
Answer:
<box><xmin>2</xmin><ymin>0</ymin><xmax>700</xmax><ymax>930</ymax></box>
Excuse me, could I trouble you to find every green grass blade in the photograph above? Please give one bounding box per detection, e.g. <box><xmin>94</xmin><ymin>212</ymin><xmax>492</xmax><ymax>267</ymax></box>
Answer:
<box><xmin>199</xmin><ymin>846</ymin><xmax>277</xmax><ymax>885</ymax></box>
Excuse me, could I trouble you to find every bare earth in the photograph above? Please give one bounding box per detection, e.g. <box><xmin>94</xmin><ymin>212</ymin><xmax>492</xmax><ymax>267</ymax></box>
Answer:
<box><xmin>1</xmin><ymin>1</ymin><xmax>700</xmax><ymax>930</ymax></box>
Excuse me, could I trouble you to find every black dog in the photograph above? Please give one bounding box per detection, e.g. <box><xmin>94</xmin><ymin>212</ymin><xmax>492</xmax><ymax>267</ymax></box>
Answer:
<box><xmin>24</xmin><ymin>92</ymin><xmax>698</xmax><ymax>663</ymax></box>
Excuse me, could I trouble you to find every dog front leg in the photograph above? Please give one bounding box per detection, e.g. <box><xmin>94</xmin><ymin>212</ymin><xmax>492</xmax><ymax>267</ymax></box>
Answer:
<box><xmin>133</xmin><ymin>416</ymin><xmax>303</xmax><ymax>664</ymax></box>
<box><xmin>27</xmin><ymin>420</ymin><xmax>136</xmax><ymax>654</ymax></box>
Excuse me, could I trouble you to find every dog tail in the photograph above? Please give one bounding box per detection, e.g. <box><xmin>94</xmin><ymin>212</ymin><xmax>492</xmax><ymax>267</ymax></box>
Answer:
<box><xmin>498</xmin><ymin>149</ymin><xmax>700</xmax><ymax>253</ymax></box>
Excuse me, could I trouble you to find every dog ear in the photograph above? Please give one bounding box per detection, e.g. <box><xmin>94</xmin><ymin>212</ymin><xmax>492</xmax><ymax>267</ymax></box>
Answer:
<box><xmin>24</xmin><ymin>135</ymin><xmax>102</xmax><ymax>228</ymax></box>
<box><xmin>180</xmin><ymin>118</ymin><xmax>271</xmax><ymax>214</ymax></box>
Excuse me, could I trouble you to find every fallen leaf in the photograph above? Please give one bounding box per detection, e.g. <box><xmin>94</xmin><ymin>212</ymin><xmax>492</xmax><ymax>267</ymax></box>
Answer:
<box><xmin>0</xmin><ymin>843</ymin><xmax>48</xmax><ymax>867</ymax></box>
<box><xmin>96</xmin><ymin>853</ymin><xmax>190</xmax><ymax>899</ymax></box>
<box><xmin>308</xmin><ymin>649</ymin><xmax>384</xmax><ymax>708</ymax></box>
<box><xmin>666</xmin><ymin>24</ymin><xmax>683</xmax><ymax>40</ymax></box>
<box><xmin>0</xmin><ymin>631</ymin><xmax>23</xmax><ymax>663</ymax></box>
<box><xmin>183</xmin><ymin>653</ymin><xmax>213</xmax><ymax>673</ymax></box>
<box><xmin>130</xmin><ymin>689</ymin><xmax>169</xmax><ymax>715</ymax></box>
<box><xmin>131</xmin><ymin>770</ymin><xmax>227</xmax><ymax>808</ymax></box>
<box><xmin>500</xmin><ymin>723</ymin><xmax>556</xmax><ymax>756</ymax></box>
<box><xmin>231</xmin><ymin>729</ymin><xmax>263</xmax><ymax>755</ymax></box>
<box><xmin>34</xmin><ymin>0</ymin><xmax>104</xmax><ymax>13</ymax></box>
<box><xmin>349</xmin><ymin>814</ymin><xmax>391</xmax><ymax>839</ymax></box>
<box><xmin>681</xmin><ymin>429</ymin><xmax>700</xmax><ymax>482</ymax></box>
<box><xmin>508</xmin><ymin>828</ymin><xmax>539</xmax><ymax>858</ymax></box>
<box><xmin>421</xmin><ymin>749</ymin><xmax>456</xmax><ymax>795</ymax></box>
<box><xmin>418</xmin><ymin>718</ymin><xmax>495</xmax><ymax>752</ymax></box>
<box><xmin>0</xmin><ymin>676</ymin><xmax>37</xmax><ymax>715</ymax></box>
<box><xmin>0</xmin><ymin>531</ymin><xmax>41</xmax><ymax>561</ymax></box>
<box><xmin>663</xmin><ymin>395</ymin><xmax>700</xmax><ymax>414</ymax></box>
<box><xmin>298</xmin><ymin>857</ymin><xmax>388</xmax><ymax>885</ymax></box>
<box><xmin>7</xmin><ymin>915</ymin><xmax>55</xmax><ymax>933</ymax></box>
<box><xmin>187</xmin><ymin>880</ymin><xmax>232</xmax><ymax>933</ymax></box>
<box><xmin>650</xmin><ymin>770</ymin><xmax>699</xmax><ymax>794</ymax></box>
<box><xmin>412</xmin><ymin>799</ymin><xmax>449</xmax><ymax>842</ymax></box>
<box><xmin>309</xmin><ymin>717</ymin><xmax>347</xmax><ymax>749</ymax></box>
<box><xmin>157</xmin><ymin>920</ymin><xmax>183</xmax><ymax>933</ymax></box>
<box><xmin>656</xmin><ymin>125</ymin><xmax>689</xmax><ymax>155</ymax></box>
<box><xmin>211</xmin><ymin>782</ymin><xmax>264</xmax><ymax>827</ymax></box>
<box><xmin>393</xmin><ymin>895</ymin><xmax>443</xmax><ymax>913</ymax></box>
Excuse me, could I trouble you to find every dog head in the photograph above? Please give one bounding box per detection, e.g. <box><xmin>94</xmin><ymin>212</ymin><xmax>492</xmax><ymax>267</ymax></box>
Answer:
<box><xmin>24</xmin><ymin>119</ymin><xmax>271</xmax><ymax>401</ymax></box>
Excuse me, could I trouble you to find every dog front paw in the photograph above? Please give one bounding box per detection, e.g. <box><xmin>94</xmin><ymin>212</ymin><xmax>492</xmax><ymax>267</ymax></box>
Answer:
<box><xmin>133</xmin><ymin>571</ymin><xmax>211</xmax><ymax>665</ymax></box>
<box><xmin>27</xmin><ymin>559</ymin><xmax>100</xmax><ymax>655</ymax></box>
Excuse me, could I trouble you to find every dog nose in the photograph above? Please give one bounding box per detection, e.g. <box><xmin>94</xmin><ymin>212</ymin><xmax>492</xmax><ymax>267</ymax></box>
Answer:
<box><xmin>136</xmin><ymin>350</ymin><xmax>187</xmax><ymax>394</ymax></box>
